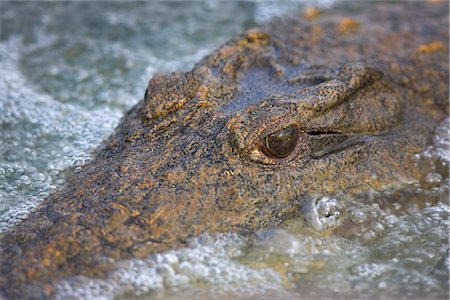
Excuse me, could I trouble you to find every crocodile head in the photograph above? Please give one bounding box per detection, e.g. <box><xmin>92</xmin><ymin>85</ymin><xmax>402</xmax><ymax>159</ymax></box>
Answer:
<box><xmin>32</xmin><ymin>31</ymin><xmax>425</xmax><ymax>261</ymax></box>
<box><xmin>132</xmin><ymin>60</ymin><xmax>406</xmax><ymax>237</ymax></box>
<box><xmin>1</xmin><ymin>3</ymin><xmax>448</xmax><ymax>297</ymax></box>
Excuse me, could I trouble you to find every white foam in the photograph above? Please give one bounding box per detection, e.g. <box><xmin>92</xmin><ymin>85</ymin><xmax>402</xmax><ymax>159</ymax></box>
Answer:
<box><xmin>0</xmin><ymin>38</ymin><xmax>121</xmax><ymax>232</ymax></box>
<box><xmin>53</xmin><ymin>200</ymin><xmax>449</xmax><ymax>299</ymax></box>
<box><xmin>54</xmin><ymin>233</ymin><xmax>284</xmax><ymax>300</ymax></box>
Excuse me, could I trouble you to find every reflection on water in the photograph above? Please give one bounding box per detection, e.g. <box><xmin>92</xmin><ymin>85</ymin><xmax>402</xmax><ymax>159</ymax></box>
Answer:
<box><xmin>0</xmin><ymin>1</ymin><xmax>448</xmax><ymax>299</ymax></box>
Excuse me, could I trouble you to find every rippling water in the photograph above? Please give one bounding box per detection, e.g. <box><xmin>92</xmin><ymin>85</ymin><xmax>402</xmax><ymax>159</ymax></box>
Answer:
<box><xmin>0</xmin><ymin>1</ymin><xmax>448</xmax><ymax>299</ymax></box>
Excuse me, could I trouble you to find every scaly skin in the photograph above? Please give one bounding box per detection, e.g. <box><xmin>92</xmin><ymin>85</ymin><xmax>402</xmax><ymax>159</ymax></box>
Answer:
<box><xmin>0</xmin><ymin>2</ymin><xmax>448</xmax><ymax>299</ymax></box>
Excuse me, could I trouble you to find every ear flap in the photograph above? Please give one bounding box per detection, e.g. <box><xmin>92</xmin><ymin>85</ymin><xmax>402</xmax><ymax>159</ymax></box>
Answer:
<box><xmin>144</xmin><ymin>72</ymin><xmax>199</xmax><ymax>120</ymax></box>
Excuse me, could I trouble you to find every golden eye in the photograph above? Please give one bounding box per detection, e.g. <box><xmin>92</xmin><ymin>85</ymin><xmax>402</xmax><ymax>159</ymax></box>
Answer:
<box><xmin>260</xmin><ymin>126</ymin><xmax>299</xmax><ymax>159</ymax></box>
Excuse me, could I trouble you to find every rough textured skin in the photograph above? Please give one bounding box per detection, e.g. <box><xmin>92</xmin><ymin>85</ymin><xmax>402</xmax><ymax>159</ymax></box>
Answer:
<box><xmin>0</xmin><ymin>2</ymin><xmax>448</xmax><ymax>299</ymax></box>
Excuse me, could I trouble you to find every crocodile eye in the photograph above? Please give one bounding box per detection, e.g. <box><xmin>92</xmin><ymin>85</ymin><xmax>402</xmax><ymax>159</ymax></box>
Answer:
<box><xmin>260</xmin><ymin>126</ymin><xmax>299</xmax><ymax>159</ymax></box>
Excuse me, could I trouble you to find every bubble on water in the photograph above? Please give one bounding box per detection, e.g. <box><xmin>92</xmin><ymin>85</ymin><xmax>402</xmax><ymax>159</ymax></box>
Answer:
<box><xmin>253</xmin><ymin>229</ymin><xmax>306</xmax><ymax>255</ymax></box>
<box><xmin>347</xmin><ymin>203</ymin><xmax>449</xmax><ymax>298</ymax></box>
<box><xmin>54</xmin><ymin>233</ymin><xmax>285</xmax><ymax>300</ymax></box>
<box><xmin>302</xmin><ymin>195</ymin><xmax>346</xmax><ymax>231</ymax></box>
<box><xmin>351</xmin><ymin>263</ymin><xmax>391</xmax><ymax>280</ymax></box>
<box><xmin>350</xmin><ymin>210</ymin><xmax>367</xmax><ymax>224</ymax></box>
<box><xmin>425</xmin><ymin>172</ymin><xmax>442</xmax><ymax>186</ymax></box>
<box><xmin>428</xmin><ymin>118</ymin><xmax>450</xmax><ymax>162</ymax></box>
<box><xmin>0</xmin><ymin>38</ymin><xmax>121</xmax><ymax>233</ymax></box>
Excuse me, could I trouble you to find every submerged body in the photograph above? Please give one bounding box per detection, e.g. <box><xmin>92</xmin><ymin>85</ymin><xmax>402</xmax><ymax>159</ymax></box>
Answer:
<box><xmin>0</xmin><ymin>2</ymin><xmax>448</xmax><ymax>298</ymax></box>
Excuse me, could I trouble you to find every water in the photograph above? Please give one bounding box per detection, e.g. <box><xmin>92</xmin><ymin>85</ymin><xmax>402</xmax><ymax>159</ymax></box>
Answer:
<box><xmin>0</xmin><ymin>2</ymin><xmax>448</xmax><ymax>299</ymax></box>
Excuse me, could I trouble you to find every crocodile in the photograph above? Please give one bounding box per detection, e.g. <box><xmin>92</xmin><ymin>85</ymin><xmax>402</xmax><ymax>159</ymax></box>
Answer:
<box><xmin>0</xmin><ymin>2</ymin><xmax>448</xmax><ymax>299</ymax></box>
